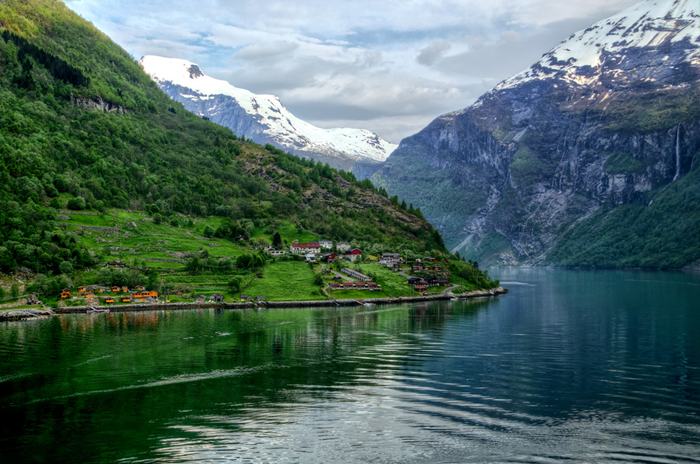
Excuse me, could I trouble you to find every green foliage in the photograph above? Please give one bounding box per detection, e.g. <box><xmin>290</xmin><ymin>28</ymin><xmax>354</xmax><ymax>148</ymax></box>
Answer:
<box><xmin>0</xmin><ymin>0</ymin><xmax>445</xmax><ymax>276</ymax></box>
<box><xmin>66</xmin><ymin>197</ymin><xmax>86</xmax><ymax>210</ymax></box>
<box><xmin>27</xmin><ymin>274</ymin><xmax>70</xmax><ymax>297</ymax></box>
<box><xmin>510</xmin><ymin>145</ymin><xmax>556</xmax><ymax>186</ymax></box>
<box><xmin>58</xmin><ymin>260</ymin><xmax>73</xmax><ymax>274</ymax></box>
<box><xmin>228</xmin><ymin>276</ymin><xmax>243</xmax><ymax>293</ymax></box>
<box><xmin>94</xmin><ymin>268</ymin><xmax>149</xmax><ymax>288</ymax></box>
<box><xmin>215</xmin><ymin>219</ymin><xmax>253</xmax><ymax>242</ymax></box>
<box><xmin>548</xmin><ymin>167</ymin><xmax>700</xmax><ymax>269</ymax></box>
<box><xmin>10</xmin><ymin>283</ymin><xmax>19</xmax><ymax>299</ymax></box>
<box><xmin>236</xmin><ymin>253</ymin><xmax>266</xmax><ymax>271</ymax></box>
<box><xmin>605</xmin><ymin>86</ymin><xmax>700</xmax><ymax>133</ymax></box>
<box><xmin>272</xmin><ymin>231</ymin><xmax>283</xmax><ymax>248</ymax></box>
<box><xmin>605</xmin><ymin>152</ymin><xmax>645</xmax><ymax>174</ymax></box>
<box><xmin>448</xmin><ymin>259</ymin><xmax>499</xmax><ymax>290</ymax></box>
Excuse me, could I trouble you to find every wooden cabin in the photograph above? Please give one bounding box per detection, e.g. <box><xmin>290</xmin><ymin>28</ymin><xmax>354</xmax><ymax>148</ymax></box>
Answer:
<box><xmin>111</xmin><ymin>286</ymin><xmax>120</xmax><ymax>293</ymax></box>
<box><xmin>121</xmin><ymin>297</ymin><xmax>132</xmax><ymax>303</ymax></box>
<box><xmin>60</xmin><ymin>289</ymin><xmax>72</xmax><ymax>299</ymax></box>
<box><xmin>132</xmin><ymin>291</ymin><xmax>158</xmax><ymax>299</ymax></box>
<box><xmin>105</xmin><ymin>298</ymin><xmax>116</xmax><ymax>304</ymax></box>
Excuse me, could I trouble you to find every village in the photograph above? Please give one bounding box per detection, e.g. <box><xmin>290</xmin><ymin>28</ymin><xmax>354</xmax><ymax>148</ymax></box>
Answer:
<box><xmin>271</xmin><ymin>240</ymin><xmax>452</xmax><ymax>296</ymax></box>
<box><xmin>58</xmin><ymin>285</ymin><xmax>161</xmax><ymax>307</ymax></box>
<box><xmin>51</xmin><ymin>238</ymin><xmax>454</xmax><ymax>307</ymax></box>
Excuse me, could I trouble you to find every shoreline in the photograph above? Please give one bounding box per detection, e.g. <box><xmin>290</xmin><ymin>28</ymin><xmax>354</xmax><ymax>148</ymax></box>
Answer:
<box><xmin>1</xmin><ymin>287</ymin><xmax>507</xmax><ymax>322</ymax></box>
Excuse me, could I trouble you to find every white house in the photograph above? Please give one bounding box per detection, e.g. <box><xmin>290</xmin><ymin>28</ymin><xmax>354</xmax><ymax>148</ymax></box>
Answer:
<box><xmin>265</xmin><ymin>247</ymin><xmax>286</xmax><ymax>257</ymax></box>
<box><xmin>319</xmin><ymin>240</ymin><xmax>333</xmax><ymax>250</ymax></box>
<box><xmin>379</xmin><ymin>253</ymin><xmax>402</xmax><ymax>268</ymax></box>
<box><xmin>290</xmin><ymin>242</ymin><xmax>321</xmax><ymax>255</ymax></box>
<box><xmin>336</xmin><ymin>242</ymin><xmax>351</xmax><ymax>253</ymax></box>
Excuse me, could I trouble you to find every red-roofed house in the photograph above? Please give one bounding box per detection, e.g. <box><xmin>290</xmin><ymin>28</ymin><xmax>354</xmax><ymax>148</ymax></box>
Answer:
<box><xmin>344</xmin><ymin>248</ymin><xmax>363</xmax><ymax>262</ymax></box>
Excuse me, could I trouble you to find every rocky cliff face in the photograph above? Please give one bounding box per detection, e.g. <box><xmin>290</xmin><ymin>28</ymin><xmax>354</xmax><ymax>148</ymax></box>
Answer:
<box><xmin>140</xmin><ymin>56</ymin><xmax>396</xmax><ymax>177</ymax></box>
<box><xmin>374</xmin><ymin>0</ymin><xmax>700</xmax><ymax>268</ymax></box>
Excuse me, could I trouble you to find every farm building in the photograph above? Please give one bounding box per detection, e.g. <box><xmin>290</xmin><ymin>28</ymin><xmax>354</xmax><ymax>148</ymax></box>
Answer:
<box><xmin>329</xmin><ymin>282</ymin><xmax>381</xmax><ymax>291</ymax></box>
<box><xmin>344</xmin><ymin>249</ymin><xmax>363</xmax><ymax>262</ymax></box>
<box><xmin>341</xmin><ymin>268</ymin><xmax>372</xmax><ymax>282</ymax></box>
<box><xmin>290</xmin><ymin>242</ymin><xmax>321</xmax><ymax>255</ymax></box>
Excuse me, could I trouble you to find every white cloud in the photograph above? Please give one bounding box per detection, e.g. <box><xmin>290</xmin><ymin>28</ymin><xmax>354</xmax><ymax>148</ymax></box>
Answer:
<box><xmin>65</xmin><ymin>0</ymin><xmax>639</xmax><ymax>141</ymax></box>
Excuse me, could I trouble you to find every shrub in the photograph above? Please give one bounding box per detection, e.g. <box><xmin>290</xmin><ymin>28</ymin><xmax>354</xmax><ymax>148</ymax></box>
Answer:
<box><xmin>58</xmin><ymin>260</ymin><xmax>73</xmax><ymax>275</ymax></box>
<box><xmin>66</xmin><ymin>197</ymin><xmax>86</xmax><ymax>210</ymax></box>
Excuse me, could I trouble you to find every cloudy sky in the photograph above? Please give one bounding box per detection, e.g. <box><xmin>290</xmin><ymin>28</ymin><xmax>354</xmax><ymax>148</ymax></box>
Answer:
<box><xmin>65</xmin><ymin>0</ymin><xmax>637</xmax><ymax>142</ymax></box>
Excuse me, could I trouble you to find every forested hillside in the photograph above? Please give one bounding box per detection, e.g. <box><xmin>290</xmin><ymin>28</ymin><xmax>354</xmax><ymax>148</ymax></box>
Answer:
<box><xmin>0</xmin><ymin>0</ymin><xmax>445</xmax><ymax>275</ymax></box>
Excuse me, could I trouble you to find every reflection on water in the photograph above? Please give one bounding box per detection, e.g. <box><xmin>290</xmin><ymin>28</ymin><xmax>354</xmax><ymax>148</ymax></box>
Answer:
<box><xmin>0</xmin><ymin>268</ymin><xmax>699</xmax><ymax>463</ymax></box>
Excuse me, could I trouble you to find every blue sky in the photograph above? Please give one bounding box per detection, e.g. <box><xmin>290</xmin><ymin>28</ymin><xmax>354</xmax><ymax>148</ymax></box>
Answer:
<box><xmin>65</xmin><ymin>0</ymin><xmax>638</xmax><ymax>141</ymax></box>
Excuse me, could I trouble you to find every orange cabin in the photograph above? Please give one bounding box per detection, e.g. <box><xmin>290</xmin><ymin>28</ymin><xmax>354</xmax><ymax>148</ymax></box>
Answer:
<box><xmin>105</xmin><ymin>298</ymin><xmax>116</xmax><ymax>304</ymax></box>
<box><xmin>60</xmin><ymin>290</ymin><xmax>72</xmax><ymax>299</ymax></box>
<box><xmin>111</xmin><ymin>286</ymin><xmax>120</xmax><ymax>293</ymax></box>
<box><xmin>133</xmin><ymin>291</ymin><xmax>158</xmax><ymax>299</ymax></box>
<box><xmin>78</xmin><ymin>287</ymin><xmax>87</xmax><ymax>295</ymax></box>
<box><xmin>121</xmin><ymin>297</ymin><xmax>132</xmax><ymax>303</ymax></box>
<box><xmin>121</xmin><ymin>286</ymin><xmax>129</xmax><ymax>293</ymax></box>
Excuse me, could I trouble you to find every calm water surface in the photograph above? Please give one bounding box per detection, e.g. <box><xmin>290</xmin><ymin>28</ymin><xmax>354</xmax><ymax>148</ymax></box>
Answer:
<box><xmin>1</xmin><ymin>268</ymin><xmax>699</xmax><ymax>463</ymax></box>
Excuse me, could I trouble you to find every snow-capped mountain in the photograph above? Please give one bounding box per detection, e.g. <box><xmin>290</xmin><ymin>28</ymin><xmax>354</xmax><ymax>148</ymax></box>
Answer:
<box><xmin>140</xmin><ymin>55</ymin><xmax>396</xmax><ymax>176</ymax></box>
<box><xmin>374</xmin><ymin>0</ymin><xmax>700</xmax><ymax>268</ymax></box>
<box><xmin>497</xmin><ymin>0</ymin><xmax>699</xmax><ymax>91</ymax></box>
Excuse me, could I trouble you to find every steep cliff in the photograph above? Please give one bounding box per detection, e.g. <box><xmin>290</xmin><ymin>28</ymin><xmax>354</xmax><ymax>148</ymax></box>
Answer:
<box><xmin>374</xmin><ymin>0</ymin><xmax>700</xmax><ymax>268</ymax></box>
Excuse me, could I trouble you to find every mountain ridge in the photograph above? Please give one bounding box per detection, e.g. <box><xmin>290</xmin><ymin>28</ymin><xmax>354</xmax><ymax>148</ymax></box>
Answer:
<box><xmin>373</xmin><ymin>0</ymin><xmax>700</xmax><ymax>269</ymax></box>
<box><xmin>140</xmin><ymin>55</ymin><xmax>396</xmax><ymax>176</ymax></box>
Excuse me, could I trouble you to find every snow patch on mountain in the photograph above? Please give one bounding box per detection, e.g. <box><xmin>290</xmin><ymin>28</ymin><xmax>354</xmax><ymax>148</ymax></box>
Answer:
<box><xmin>497</xmin><ymin>0</ymin><xmax>700</xmax><ymax>90</ymax></box>
<box><xmin>140</xmin><ymin>55</ymin><xmax>396</xmax><ymax>163</ymax></box>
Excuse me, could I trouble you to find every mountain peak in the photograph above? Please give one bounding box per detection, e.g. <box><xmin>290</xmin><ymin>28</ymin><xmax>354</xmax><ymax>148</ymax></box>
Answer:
<box><xmin>187</xmin><ymin>64</ymin><xmax>204</xmax><ymax>79</ymax></box>
<box><xmin>139</xmin><ymin>55</ymin><xmax>396</xmax><ymax>169</ymax></box>
<box><xmin>496</xmin><ymin>0</ymin><xmax>700</xmax><ymax>91</ymax></box>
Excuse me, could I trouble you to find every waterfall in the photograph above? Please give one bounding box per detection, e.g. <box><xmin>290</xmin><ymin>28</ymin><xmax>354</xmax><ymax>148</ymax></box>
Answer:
<box><xmin>673</xmin><ymin>125</ymin><xmax>681</xmax><ymax>182</ymax></box>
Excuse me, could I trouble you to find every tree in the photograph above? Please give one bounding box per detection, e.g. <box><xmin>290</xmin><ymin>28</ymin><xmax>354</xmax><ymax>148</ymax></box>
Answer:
<box><xmin>27</xmin><ymin>275</ymin><xmax>70</xmax><ymax>298</ymax></box>
<box><xmin>185</xmin><ymin>257</ymin><xmax>203</xmax><ymax>274</ymax></box>
<box><xmin>10</xmin><ymin>284</ymin><xmax>19</xmax><ymax>299</ymax></box>
<box><xmin>228</xmin><ymin>276</ymin><xmax>242</xmax><ymax>293</ymax></box>
<box><xmin>59</xmin><ymin>261</ymin><xmax>74</xmax><ymax>275</ymax></box>
<box><xmin>0</xmin><ymin>287</ymin><xmax>5</xmax><ymax>301</ymax></box>
<box><xmin>236</xmin><ymin>253</ymin><xmax>266</xmax><ymax>270</ymax></box>
<box><xmin>272</xmin><ymin>231</ymin><xmax>283</xmax><ymax>249</ymax></box>
<box><xmin>66</xmin><ymin>196</ymin><xmax>86</xmax><ymax>210</ymax></box>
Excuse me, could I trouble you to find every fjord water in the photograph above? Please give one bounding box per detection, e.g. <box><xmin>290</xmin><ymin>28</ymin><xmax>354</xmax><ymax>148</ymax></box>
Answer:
<box><xmin>1</xmin><ymin>269</ymin><xmax>699</xmax><ymax>463</ymax></box>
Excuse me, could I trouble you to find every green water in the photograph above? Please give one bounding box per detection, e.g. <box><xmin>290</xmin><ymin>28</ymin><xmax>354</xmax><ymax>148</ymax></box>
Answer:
<box><xmin>1</xmin><ymin>268</ymin><xmax>699</xmax><ymax>463</ymax></box>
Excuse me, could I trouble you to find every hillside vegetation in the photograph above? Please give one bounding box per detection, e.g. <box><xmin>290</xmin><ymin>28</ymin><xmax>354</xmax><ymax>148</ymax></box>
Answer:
<box><xmin>0</xmin><ymin>0</ymin><xmax>499</xmax><ymax>304</ymax></box>
<box><xmin>0</xmin><ymin>0</ymin><xmax>444</xmax><ymax>275</ymax></box>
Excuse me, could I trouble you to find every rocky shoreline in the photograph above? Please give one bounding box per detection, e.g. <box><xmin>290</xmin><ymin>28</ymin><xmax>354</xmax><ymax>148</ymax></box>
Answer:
<box><xmin>1</xmin><ymin>287</ymin><xmax>507</xmax><ymax>322</ymax></box>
